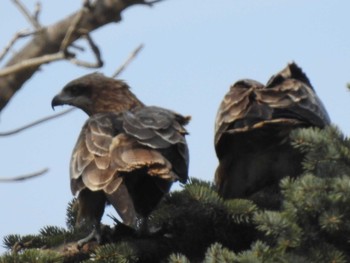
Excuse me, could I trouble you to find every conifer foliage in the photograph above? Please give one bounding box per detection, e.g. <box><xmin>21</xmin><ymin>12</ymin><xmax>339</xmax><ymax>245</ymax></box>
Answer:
<box><xmin>1</xmin><ymin>126</ymin><xmax>350</xmax><ymax>262</ymax></box>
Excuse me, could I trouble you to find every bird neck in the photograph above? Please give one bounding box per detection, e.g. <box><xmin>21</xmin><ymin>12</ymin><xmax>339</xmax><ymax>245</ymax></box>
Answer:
<box><xmin>88</xmin><ymin>90</ymin><xmax>144</xmax><ymax>115</ymax></box>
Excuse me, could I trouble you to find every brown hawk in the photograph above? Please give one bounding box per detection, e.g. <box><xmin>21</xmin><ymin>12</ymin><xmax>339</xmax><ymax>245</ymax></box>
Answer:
<box><xmin>214</xmin><ymin>62</ymin><xmax>330</xmax><ymax>208</ymax></box>
<box><xmin>52</xmin><ymin>73</ymin><xmax>190</xmax><ymax>243</ymax></box>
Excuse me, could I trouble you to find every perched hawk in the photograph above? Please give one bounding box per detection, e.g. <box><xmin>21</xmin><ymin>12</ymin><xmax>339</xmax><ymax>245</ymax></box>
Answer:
<box><xmin>52</xmin><ymin>73</ymin><xmax>190</xmax><ymax>243</ymax></box>
<box><xmin>214</xmin><ymin>63</ymin><xmax>330</xmax><ymax>208</ymax></box>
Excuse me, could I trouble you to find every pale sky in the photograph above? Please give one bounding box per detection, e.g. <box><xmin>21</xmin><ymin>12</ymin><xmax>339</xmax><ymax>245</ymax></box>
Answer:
<box><xmin>1</xmin><ymin>0</ymin><xmax>350</xmax><ymax>253</ymax></box>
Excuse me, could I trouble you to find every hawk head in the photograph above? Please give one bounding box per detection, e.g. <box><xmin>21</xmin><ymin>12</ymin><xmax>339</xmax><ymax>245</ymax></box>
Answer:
<box><xmin>52</xmin><ymin>73</ymin><xmax>143</xmax><ymax>116</ymax></box>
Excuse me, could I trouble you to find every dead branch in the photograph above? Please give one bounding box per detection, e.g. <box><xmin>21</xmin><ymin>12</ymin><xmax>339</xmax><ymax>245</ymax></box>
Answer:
<box><xmin>67</xmin><ymin>33</ymin><xmax>103</xmax><ymax>68</ymax></box>
<box><xmin>0</xmin><ymin>29</ymin><xmax>104</xmax><ymax>76</ymax></box>
<box><xmin>0</xmin><ymin>30</ymin><xmax>39</xmax><ymax>62</ymax></box>
<box><xmin>0</xmin><ymin>0</ymin><xmax>166</xmax><ymax>112</ymax></box>
<box><xmin>0</xmin><ymin>168</ymin><xmax>48</xmax><ymax>182</ymax></box>
<box><xmin>0</xmin><ymin>107</ymin><xmax>75</xmax><ymax>136</ymax></box>
<box><xmin>135</xmin><ymin>0</ymin><xmax>166</xmax><ymax>6</ymax></box>
<box><xmin>33</xmin><ymin>2</ymin><xmax>41</xmax><ymax>23</ymax></box>
<box><xmin>112</xmin><ymin>44</ymin><xmax>144</xmax><ymax>78</ymax></box>
<box><xmin>12</xmin><ymin>0</ymin><xmax>41</xmax><ymax>30</ymax></box>
<box><xmin>60</xmin><ymin>5</ymin><xmax>86</xmax><ymax>52</ymax></box>
<box><xmin>0</xmin><ymin>52</ymin><xmax>67</xmax><ymax>77</ymax></box>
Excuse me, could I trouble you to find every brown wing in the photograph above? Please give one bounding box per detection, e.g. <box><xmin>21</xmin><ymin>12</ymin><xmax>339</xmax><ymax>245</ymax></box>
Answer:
<box><xmin>263</xmin><ymin>62</ymin><xmax>330</xmax><ymax>127</ymax></box>
<box><xmin>71</xmin><ymin>108</ymin><xmax>189</xmax><ymax>222</ymax></box>
<box><xmin>123</xmin><ymin>106</ymin><xmax>189</xmax><ymax>184</ymax></box>
<box><xmin>214</xmin><ymin>63</ymin><xmax>330</xmax><ymax>205</ymax></box>
<box><xmin>70</xmin><ymin>109</ymin><xmax>188</xmax><ymax>195</ymax></box>
<box><xmin>215</xmin><ymin>63</ymin><xmax>330</xmax><ymax>153</ymax></box>
<box><xmin>214</xmin><ymin>79</ymin><xmax>266</xmax><ymax>155</ymax></box>
<box><xmin>71</xmin><ymin>114</ymin><xmax>119</xmax><ymax>195</ymax></box>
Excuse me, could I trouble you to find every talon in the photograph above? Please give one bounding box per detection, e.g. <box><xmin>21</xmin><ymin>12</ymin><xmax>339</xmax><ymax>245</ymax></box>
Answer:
<box><xmin>77</xmin><ymin>227</ymin><xmax>102</xmax><ymax>248</ymax></box>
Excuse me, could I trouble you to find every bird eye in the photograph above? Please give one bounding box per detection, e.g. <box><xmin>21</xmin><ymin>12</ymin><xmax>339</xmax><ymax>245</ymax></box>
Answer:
<box><xmin>69</xmin><ymin>85</ymin><xmax>84</xmax><ymax>96</ymax></box>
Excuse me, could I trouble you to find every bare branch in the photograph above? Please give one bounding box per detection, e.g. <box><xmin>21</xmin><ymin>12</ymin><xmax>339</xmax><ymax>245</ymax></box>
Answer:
<box><xmin>0</xmin><ymin>0</ymin><xmax>166</xmax><ymax>112</ymax></box>
<box><xmin>12</xmin><ymin>0</ymin><xmax>41</xmax><ymax>30</ymax></box>
<box><xmin>112</xmin><ymin>44</ymin><xmax>144</xmax><ymax>78</ymax></box>
<box><xmin>0</xmin><ymin>107</ymin><xmax>75</xmax><ymax>137</ymax></box>
<box><xmin>0</xmin><ymin>20</ymin><xmax>104</xmax><ymax>76</ymax></box>
<box><xmin>145</xmin><ymin>0</ymin><xmax>166</xmax><ymax>6</ymax></box>
<box><xmin>0</xmin><ymin>52</ymin><xmax>66</xmax><ymax>77</ymax></box>
<box><xmin>67</xmin><ymin>33</ymin><xmax>103</xmax><ymax>68</ymax></box>
<box><xmin>0</xmin><ymin>168</ymin><xmax>48</xmax><ymax>182</ymax></box>
<box><xmin>34</xmin><ymin>2</ymin><xmax>41</xmax><ymax>22</ymax></box>
<box><xmin>0</xmin><ymin>30</ymin><xmax>38</xmax><ymax>62</ymax></box>
<box><xmin>70</xmin><ymin>43</ymin><xmax>85</xmax><ymax>52</ymax></box>
<box><xmin>135</xmin><ymin>0</ymin><xmax>166</xmax><ymax>6</ymax></box>
<box><xmin>60</xmin><ymin>7</ymin><xmax>86</xmax><ymax>52</ymax></box>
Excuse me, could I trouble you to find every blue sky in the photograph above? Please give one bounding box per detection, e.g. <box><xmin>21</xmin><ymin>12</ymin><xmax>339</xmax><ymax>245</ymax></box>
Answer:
<box><xmin>1</xmin><ymin>0</ymin><xmax>350</xmax><ymax>253</ymax></box>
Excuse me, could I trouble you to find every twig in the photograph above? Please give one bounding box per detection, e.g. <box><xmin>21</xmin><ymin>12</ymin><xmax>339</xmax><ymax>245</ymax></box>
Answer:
<box><xmin>112</xmin><ymin>44</ymin><xmax>144</xmax><ymax>78</ymax></box>
<box><xmin>34</xmin><ymin>2</ymin><xmax>41</xmax><ymax>22</ymax></box>
<box><xmin>0</xmin><ymin>31</ymin><xmax>103</xmax><ymax>76</ymax></box>
<box><xmin>60</xmin><ymin>8</ymin><xmax>85</xmax><ymax>51</ymax></box>
<box><xmin>0</xmin><ymin>168</ymin><xmax>48</xmax><ymax>182</ymax></box>
<box><xmin>70</xmin><ymin>43</ymin><xmax>85</xmax><ymax>52</ymax></box>
<box><xmin>0</xmin><ymin>0</ymin><xmax>167</xmax><ymax>112</ymax></box>
<box><xmin>12</xmin><ymin>0</ymin><xmax>41</xmax><ymax>30</ymax></box>
<box><xmin>0</xmin><ymin>52</ymin><xmax>67</xmax><ymax>77</ymax></box>
<box><xmin>137</xmin><ymin>0</ymin><xmax>165</xmax><ymax>6</ymax></box>
<box><xmin>67</xmin><ymin>33</ymin><xmax>103</xmax><ymax>68</ymax></box>
<box><xmin>0</xmin><ymin>30</ymin><xmax>38</xmax><ymax>62</ymax></box>
<box><xmin>0</xmin><ymin>108</ymin><xmax>75</xmax><ymax>137</ymax></box>
<box><xmin>59</xmin><ymin>1</ymin><xmax>102</xmax><ymax>69</ymax></box>
<box><xmin>146</xmin><ymin>0</ymin><xmax>165</xmax><ymax>5</ymax></box>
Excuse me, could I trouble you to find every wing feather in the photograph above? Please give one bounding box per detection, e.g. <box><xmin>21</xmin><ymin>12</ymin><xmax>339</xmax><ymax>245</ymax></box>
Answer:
<box><xmin>214</xmin><ymin>62</ymin><xmax>331</xmax><ymax>203</ymax></box>
<box><xmin>70</xmin><ymin>108</ymin><xmax>189</xmax><ymax>195</ymax></box>
<box><xmin>215</xmin><ymin>64</ymin><xmax>330</xmax><ymax>149</ymax></box>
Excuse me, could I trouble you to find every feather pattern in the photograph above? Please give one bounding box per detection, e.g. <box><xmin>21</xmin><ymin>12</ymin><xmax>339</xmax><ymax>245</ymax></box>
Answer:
<box><xmin>214</xmin><ymin>62</ymin><xmax>330</xmax><ymax>208</ymax></box>
<box><xmin>52</xmin><ymin>73</ymin><xmax>190</xmax><ymax>232</ymax></box>
<box><xmin>71</xmin><ymin>108</ymin><xmax>188</xmax><ymax>196</ymax></box>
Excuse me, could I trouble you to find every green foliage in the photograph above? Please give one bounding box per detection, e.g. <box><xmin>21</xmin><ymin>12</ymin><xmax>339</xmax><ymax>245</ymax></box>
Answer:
<box><xmin>254</xmin><ymin>211</ymin><xmax>302</xmax><ymax>249</ymax></box>
<box><xmin>85</xmin><ymin>242</ymin><xmax>138</xmax><ymax>263</ymax></box>
<box><xmin>291</xmin><ymin>126</ymin><xmax>350</xmax><ymax>176</ymax></box>
<box><xmin>3</xmin><ymin>234</ymin><xmax>46</xmax><ymax>250</ymax></box>
<box><xmin>168</xmin><ymin>253</ymin><xmax>191</xmax><ymax>263</ymax></box>
<box><xmin>0</xmin><ymin>249</ymin><xmax>62</xmax><ymax>263</ymax></box>
<box><xmin>2</xmin><ymin>125</ymin><xmax>350</xmax><ymax>262</ymax></box>
<box><xmin>235</xmin><ymin>241</ymin><xmax>271</xmax><ymax>263</ymax></box>
<box><xmin>203</xmin><ymin>243</ymin><xmax>236</xmax><ymax>263</ymax></box>
<box><xmin>184</xmin><ymin>179</ymin><xmax>221</xmax><ymax>205</ymax></box>
<box><xmin>2</xmin><ymin>226</ymin><xmax>78</xmax><ymax>252</ymax></box>
<box><xmin>66</xmin><ymin>198</ymin><xmax>78</xmax><ymax>231</ymax></box>
<box><xmin>224</xmin><ymin>199</ymin><xmax>258</xmax><ymax>224</ymax></box>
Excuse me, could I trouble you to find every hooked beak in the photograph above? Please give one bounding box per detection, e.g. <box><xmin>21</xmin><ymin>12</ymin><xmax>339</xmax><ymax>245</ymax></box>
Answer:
<box><xmin>51</xmin><ymin>93</ymin><xmax>69</xmax><ymax>110</ymax></box>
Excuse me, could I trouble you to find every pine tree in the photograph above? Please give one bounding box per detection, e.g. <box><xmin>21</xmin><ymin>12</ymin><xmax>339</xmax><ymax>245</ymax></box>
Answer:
<box><xmin>1</xmin><ymin>126</ymin><xmax>350</xmax><ymax>262</ymax></box>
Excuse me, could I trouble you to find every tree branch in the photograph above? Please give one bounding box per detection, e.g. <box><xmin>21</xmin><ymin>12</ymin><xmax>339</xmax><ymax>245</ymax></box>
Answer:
<box><xmin>67</xmin><ymin>33</ymin><xmax>103</xmax><ymax>68</ymax></box>
<box><xmin>0</xmin><ymin>168</ymin><xmax>48</xmax><ymax>182</ymax></box>
<box><xmin>0</xmin><ymin>0</ymin><xmax>164</xmax><ymax>112</ymax></box>
<box><xmin>12</xmin><ymin>0</ymin><xmax>42</xmax><ymax>30</ymax></box>
<box><xmin>0</xmin><ymin>30</ymin><xmax>39</xmax><ymax>62</ymax></box>
<box><xmin>0</xmin><ymin>52</ymin><xmax>67</xmax><ymax>77</ymax></box>
<box><xmin>33</xmin><ymin>2</ymin><xmax>41</xmax><ymax>22</ymax></box>
<box><xmin>112</xmin><ymin>43</ymin><xmax>144</xmax><ymax>78</ymax></box>
<box><xmin>59</xmin><ymin>5</ymin><xmax>86</xmax><ymax>52</ymax></box>
<box><xmin>0</xmin><ymin>107</ymin><xmax>75</xmax><ymax>136</ymax></box>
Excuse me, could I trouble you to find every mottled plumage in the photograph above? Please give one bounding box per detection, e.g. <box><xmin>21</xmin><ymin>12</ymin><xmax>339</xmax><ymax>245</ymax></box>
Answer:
<box><xmin>52</xmin><ymin>73</ymin><xmax>189</xmax><ymax>242</ymax></box>
<box><xmin>214</xmin><ymin>63</ymin><xmax>330</xmax><ymax>208</ymax></box>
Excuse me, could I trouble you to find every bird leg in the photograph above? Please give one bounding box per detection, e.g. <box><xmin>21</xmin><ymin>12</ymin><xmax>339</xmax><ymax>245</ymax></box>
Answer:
<box><xmin>106</xmin><ymin>183</ymin><xmax>138</xmax><ymax>228</ymax></box>
<box><xmin>75</xmin><ymin>190</ymin><xmax>106</xmax><ymax>247</ymax></box>
<box><xmin>77</xmin><ymin>223</ymin><xmax>102</xmax><ymax>248</ymax></box>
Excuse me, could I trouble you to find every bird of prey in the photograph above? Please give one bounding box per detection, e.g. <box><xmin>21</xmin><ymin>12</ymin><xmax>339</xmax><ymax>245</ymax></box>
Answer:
<box><xmin>214</xmin><ymin>62</ymin><xmax>330</xmax><ymax>208</ymax></box>
<box><xmin>52</xmin><ymin>73</ymin><xmax>190</xmax><ymax>244</ymax></box>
